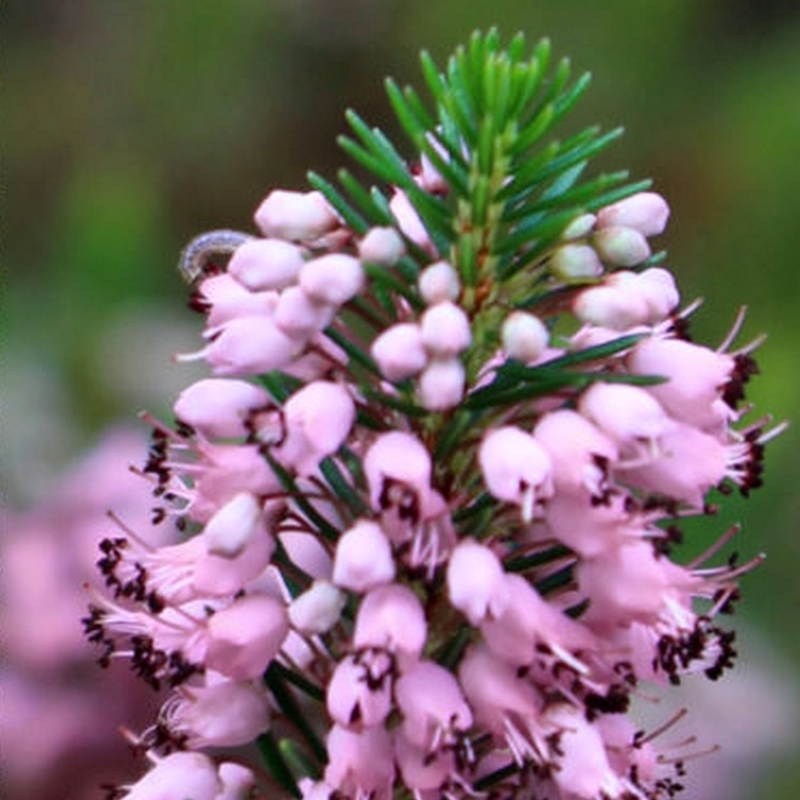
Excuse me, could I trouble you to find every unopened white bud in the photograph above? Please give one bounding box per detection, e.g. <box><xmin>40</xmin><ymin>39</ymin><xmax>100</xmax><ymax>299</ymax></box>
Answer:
<box><xmin>371</xmin><ymin>323</ymin><xmax>428</xmax><ymax>382</ymax></box>
<box><xmin>420</xmin><ymin>301</ymin><xmax>471</xmax><ymax>357</ymax></box>
<box><xmin>501</xmin><ymin>311</ymin><xmax>549</xmax><ymax>362</ymax></box>
<box><xmin>358</xmin><ymin>227</ymin><xmax>406</xmax><ymax>266</ymax></box>
<box><xmin>418</xmin><ymin>357</ymin><xmax>465</xmax><ymax>411</ymax></box>
<box><xmin>203</xmin><ymin>492</ymin><xmax>263</xmax><ymax>558</ymax></box>
<box><xmin>227</xmin><ymin>239</ymin><xmax>306</xmax><ymax>291</ymax></box>
<box><xmin>300</xmin><ymin>254</ymin><xmax>364</xmax><ymax>306</ymax></box>
<box><xmin>596</xmin><ymin>192</ymin><xmax>670</xmax><ymax>237</ymax></box>
<box><xmin>288</xmin><ymin>580</ymin><xmax>346</xmax><ymax>634</ymax></box>
<box><xmin>550</xmin><ymin>244</ymin><xmax>604</xmax><ymax>280</ymax></box>
<box><xmin>418</xmin><ymin>261</ymin><xmax>460</xmax><ymax>305</ymax></box>
<box><xmin>562</xmin><ymin>213</ymin><xmax>597</xmax><ymax>240</ymax></box>
<box><xmin>254</xmin><ymin>190</ymin><xmax>339</xmax><ymax>242</ymax></box>
<box><xmin>593</xmin><ymin>226</ymin><xmax>651</xmax><ymax>267</ymax></box>
<box><xmin>635</xmin><ymin>267</ymin><xmax>680</xmax><ymax>323</ymax></box>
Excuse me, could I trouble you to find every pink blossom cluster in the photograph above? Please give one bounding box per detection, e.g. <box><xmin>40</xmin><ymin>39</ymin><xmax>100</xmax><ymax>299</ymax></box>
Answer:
<box><xmin>85</xmin><ymin>179</ymin><xmax>779</xmax><ymax>800</ymax></box>
<box><xmin>2</xmin><ymin>431</ymin><xmax>171</xmax><ymax>800</ymax></box>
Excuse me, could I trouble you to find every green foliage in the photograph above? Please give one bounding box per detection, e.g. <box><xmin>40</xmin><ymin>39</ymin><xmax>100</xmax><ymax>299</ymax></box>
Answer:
<box><xmin>310</xmin><ymin>29</ymin><xmax>647</xmax><ymax>309</ymax></box>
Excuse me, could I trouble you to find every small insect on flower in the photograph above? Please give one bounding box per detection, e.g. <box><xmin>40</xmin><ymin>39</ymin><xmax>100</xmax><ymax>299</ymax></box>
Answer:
<box><xmin>178</xmin><ymin>229</ymin><xmax>254</xmax><ymax>284</ymax></box>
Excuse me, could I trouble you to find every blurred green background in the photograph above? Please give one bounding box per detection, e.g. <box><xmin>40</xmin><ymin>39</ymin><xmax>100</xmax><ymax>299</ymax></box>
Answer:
<box><xmin>5</xmin><ymin>1</ymin><xmax>800</xmax><ymax>798</ymax></box>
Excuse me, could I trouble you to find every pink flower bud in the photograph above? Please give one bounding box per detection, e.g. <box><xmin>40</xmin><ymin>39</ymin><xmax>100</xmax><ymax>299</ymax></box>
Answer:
<box><xmin>389</xmin><ymin>188</ymin><xmax>434</xmax><ymax>253</ymax></box>
<box><xmin>420</xmin><ymin>301</ymin><xmax>471</xmax><ymax>356</ymax></box>
<box><xmin>478</xmin><ymin>426</ymin><xmax>554</xmax><ymax>522</ymax></box>
<box><xmin>161</xmin><ymin>680</ymin><xmax>271</xmax><ymax>747</ymax></box>
<box><xmin>276</xmin><ymin>381</ymin><xmax>356</xmax><ymax>475</ymax></box>
<box><xmin>121</xmin><ymin>751</ymin><xmax>221</xmax><ymax>800</ymax></box>
<box><xmin>299</xmin><ymin>254</ymin><xmax>364</xmax><ymax>306</ymax></box>
<box><xmin>593</xmin><ymin>226</ymin><xmax>651</xmax><ymax>267</ymax></box>
<box><xmin>254</xmin><ymin>189</ymin><xmax>339</xmax><ymax>242</ymax></box>
<box><xmin>358</xmin><ymin>226</ymin><xmax>406</xmax><ymax>265</ymax></box>
<box><xmin>550</xmin><ymin>243</ymin><xmax>604</xmax><ymax>279</ymax></box>
<box><xmin>333</xmin><ymin>520</ymin><xmax>396</xmax><ymax>593</ymax></box>
<box><xmin>174</xmin><ymin>378</ymin><xmax>271</xmax><ymax>439</ymax></box>
<box><xmin>275</xmin><ymin>285</ymin><xmax>336</xmax><ymax>340</ymax></box>
<box><xmin>227</xmin><ymin>238</ymin><xmax>306</xmax><ymax>291</ymax></box>
<box><xmin>418</xmin><ymin>261</ymin><xmax>460</xmax><ymax>305</ymax></box>
<box><xmin>327</xmin><ymin>651</ymin><xmax>394</xmax><ymax>728</ymax></box>
<box><xmin>417</xmin><ymin>357</ymin><xmax>465</xmax><ymax>411</ymax></box>
<box><xmin>180</xmin><ymin>315</ymin><xmax>301</xmax><ymax>376</ymax></box>
<box><xmin>370</xmin><ymin>323</ymin><xmax>428</xmax><ymax>382</ymax></box>
<box><xmin>447</xmin><ymin>540</ymin><xmax>509</xmax><ymax>625</ymax></box>
<box><xmin>501</xmin><ymin>311</ymin><xmax>549</xmax><ymax>362</ymax></box>
<box><xmin>205</xmin><ymin>594</ymin><xmax>289</xmax><ymax>680</ymax></box>
<box><xmin>596</xmin><ymin>191</ymin><xmax>670</xmax><ymax>237</ymax></box>
<box><xmin>635</xmin><ymin>267</ymin><xmax>680</xmax><ymax>322</ymax></box>
<box><xmin>353</xmin><ymin>583</ymin><xmax>427</xmax><ymax>669</ymax></box>
<box><xmin>192</xmin><ymin>495</ymin><xmax>275</xmax><ymax>596</ymax></box>
<box><xmin>288</xmin><ymin>580</ymin><xmax>346</xmax><ymax>634</ymax></box>
<box><xmin>573</xmin><ymin>281</ymin><xmax>651</xmax><ymax>330</ymax></box>
<box><xmin>201</xmin><ymin>491</ymin><xmax>264</xmax><ymax>558</ymax></box>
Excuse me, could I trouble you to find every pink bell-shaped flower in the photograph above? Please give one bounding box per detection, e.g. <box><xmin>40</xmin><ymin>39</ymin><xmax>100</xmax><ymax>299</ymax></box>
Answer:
<box><xmin>628</xmin><ymin>336</ymin><xmax>735</xmax><ymax>431</ymax></box>
<box><xmin>446</xmin><ymin>539</ymin><xmax>509</xmax><ymax>625</ymax></box>
<box><xmin>325</xmin><ymin>724</ymin><xmax>396</xmax><ymax>799</ymax></box>
<box><xmin>275</xmin><ymin>381</ymin><xmax>356</xmax><ymax>476</ymax></box>
<box><xmin>174</xmin><ymin>378</ymin><xmax>272</xmax><ymax>440</ymax></box>
<box><xmin>159</xmin><ymin>678</ymin><xmax>271</xmax><ymax>747</ymax></box>
<box><xmin>478</xmin><ymin>426</ymin><xmax>554</xmax><ymax>522</ymax></box>
<box><xmin>184</xmin><ymin>315</ymin><xmax>301</xmax><ymax>377</ymax></box>
<box><xmin>363</xmin><ymin>431</ymin><xmax>433</xmax><ymax>516</ymax></box>
<box><xmin>327</xmin><ymin>651</ymin><xmax>394</xmax><ymax>728</ymax></box>
<box><xmin>394</xmin><ymin>660</ymin><xmax>473</xmax><ymax>750</ymax></box>
<box><xmin>333</xmin><ymin>520</ymin><xmax>396</xmax><ymax>593</ymax></box>
<box><xmin>204</xmin><ymin>593</ymin><xmax>289</xmax><ymax>680</ymax></box>
<box><xmin>544</xmin><ymin>703</ymin><xmax>635</xmax><ymax>800</ymax></box>
<box><xmin>120</xmin><ymin>751</ymin><xmax>221</xmax><ymax>800</ymax></box>
<box><xmin>353</xmin><ymin>583</ymin><xmax>427</xmax><ymax>670</ymax></box>
<box><xmin>578</xmin><ymin>382</ymin><xmax>673</xmax><ymax>458</ymax></box>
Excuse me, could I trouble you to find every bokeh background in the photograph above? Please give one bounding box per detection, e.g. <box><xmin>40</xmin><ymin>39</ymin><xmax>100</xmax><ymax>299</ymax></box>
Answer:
<box><xmin>4</xmin><ymin>1</ymin><xmax>800</xmax><ymax>799</ymax></box>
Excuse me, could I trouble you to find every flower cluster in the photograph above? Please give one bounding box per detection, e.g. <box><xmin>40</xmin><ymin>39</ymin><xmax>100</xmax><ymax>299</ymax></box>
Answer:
<box><xmin>83</xmin><ymin>32</ymin><xmax>780</xmax><ymax>800</ymax></box>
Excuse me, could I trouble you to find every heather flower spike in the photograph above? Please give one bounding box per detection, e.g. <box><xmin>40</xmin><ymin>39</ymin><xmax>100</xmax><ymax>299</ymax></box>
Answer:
<box><xmin>86</xmin><ymin>29</ymin><xmax>782</xmax><ymax>800</ymax></box>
